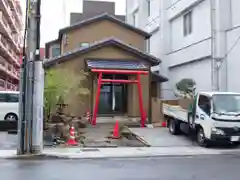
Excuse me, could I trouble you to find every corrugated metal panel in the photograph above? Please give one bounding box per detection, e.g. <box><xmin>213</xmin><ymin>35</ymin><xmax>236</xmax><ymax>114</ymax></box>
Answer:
<box><xmin>86</xmin><ymin>60</ymin><xmax>147</xmax><ymax>70</ymax></box>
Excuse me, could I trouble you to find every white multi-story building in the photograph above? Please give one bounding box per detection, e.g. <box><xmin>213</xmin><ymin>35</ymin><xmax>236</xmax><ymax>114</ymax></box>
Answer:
<box><xmin>126</xmin><ymin>0</ymin><xmax>240</xmax><ymax>99</ymax></box>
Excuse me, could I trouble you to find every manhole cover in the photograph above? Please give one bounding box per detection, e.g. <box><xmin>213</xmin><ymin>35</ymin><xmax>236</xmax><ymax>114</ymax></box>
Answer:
<box><xmin>80</xmin><ymin>148</ymin><xmax>99</xmax><ymax>152</ymax></box>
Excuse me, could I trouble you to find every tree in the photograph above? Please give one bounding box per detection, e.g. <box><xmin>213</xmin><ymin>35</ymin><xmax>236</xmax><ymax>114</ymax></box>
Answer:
<box><xmin>174</xmin><ymin>78</ymin><xmax>196</xmax><ymax>98</ymax></box>
<box><xmin>44</xmin><ymin>67</ymin><xmax>89</xmax><ymax>121</ymax></box>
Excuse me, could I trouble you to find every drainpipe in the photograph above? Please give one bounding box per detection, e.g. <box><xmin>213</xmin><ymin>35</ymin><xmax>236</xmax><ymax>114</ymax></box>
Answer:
<box><xmin>211</xmin><ymin>0</ymin><xmax>231</xmax><ymax>91</ymax></box>
<box><xmin>210</xmin><ymin>0</ymin><xmax>219</xmax><ymax>91</ymax></box>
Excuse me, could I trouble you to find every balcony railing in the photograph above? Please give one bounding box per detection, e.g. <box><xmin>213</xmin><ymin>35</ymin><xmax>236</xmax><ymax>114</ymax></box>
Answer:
<box><xmin>1</xmin><ymin>0</ymin><xmax>20</xmax><ymax>51</ymax></box>
<box><xmin>0</xmin><ymin>56</ymin><xmax>6</xmax><ymax>68</ymax></box>
<box><xmin>15</xmin><ymin>1</ymin><xmax>23</xmax><ymax>15</ymax></box>
<box><xmin>0</xmin><ymin>34</ymin><xmax>20</xmax><ymax>67</ymax></box>
<box><xmin>3</xmin><ymin>0</ymin><xmax>18</xmax><ymax>32</ymax></box>
<box><xmin>0</xmin><ymin>10</ymin><xmax>20</xmax><ymax>53</ymax></box>
<box><xmin>0</xmin><ymin>34</ymin><xmax>9</xmax><ymax>48</ymax></box>
<box><xmin>0</xmin><ymin>79</ymin><xmax>18</xmax><ymax>91</ymax></box>
<box><xmin>0</xmin><ymin>11</ymin><xmax>12</xmax><ymax>36</ymax></box>
<box><xmin>0</xmin><ymin>79</ymin><xmax>5</xmax><ymax>90</ymax></box>
<box><xmin>8</xmin><ymin>0</ymin><xmax>22</xmax><ymax>29</ymax></box>
<box><xmin>2</xmin><ymin>0</ymin><xmax>12</xmax><ymax>21</ymax></box>
<box><xmin>0</xmin><ymin>56</ymin><xmax>19</xmax><ymax>80</ymax></box>
<box><xmin>12</xmin><ymin>33</ymin><xmax>18</xmax><ymax>43</ymax></box>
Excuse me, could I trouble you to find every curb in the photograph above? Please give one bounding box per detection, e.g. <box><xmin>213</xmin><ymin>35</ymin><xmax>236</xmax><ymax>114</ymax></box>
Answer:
<box><xmin>1</xmin><ymin>149</ymin><xmax>240</xmax><ymax>160</ymax></box>
<box><xmin>38</xmin><ymin>151</ymin><xmax>232</xmax><ymax>160</ymax></box>
<box><xmin>39</xmin><ymin>154</ymin><xmax>199</xmax><ymax>160</ymax></box>
<box><xmin>7</xmin><ymin>130</ymin><xmax>18</xmax><ymax>134</ymax></box>
<box><xmin>5</xmin><ymin>154</ymin><xmax>66</xmax><ymax>160</ymax></box>
<box><xmin>124</xmin><ymin>126</ymin><xmax>151</xmax><ymax>147</ymax></box>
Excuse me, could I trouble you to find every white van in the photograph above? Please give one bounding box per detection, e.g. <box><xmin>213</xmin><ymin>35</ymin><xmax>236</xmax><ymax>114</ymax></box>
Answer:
<box><xmin>0</xmin><ymin>91</ymin><xmax>19</xmax><ymax>121</ymax></box>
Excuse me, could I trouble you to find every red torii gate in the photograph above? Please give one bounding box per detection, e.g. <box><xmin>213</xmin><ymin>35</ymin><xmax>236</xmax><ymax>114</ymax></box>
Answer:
<box><xmin>91</xmin><ymin>68</ymin><xmax>148</xmax><ymax>127</ymax></box>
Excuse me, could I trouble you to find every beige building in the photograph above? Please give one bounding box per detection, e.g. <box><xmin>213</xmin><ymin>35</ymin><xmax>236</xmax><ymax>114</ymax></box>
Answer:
<box><xmin>44</xmin><ymin>14</ymin><xmax>167</xmax><ymax>125</ymax></box>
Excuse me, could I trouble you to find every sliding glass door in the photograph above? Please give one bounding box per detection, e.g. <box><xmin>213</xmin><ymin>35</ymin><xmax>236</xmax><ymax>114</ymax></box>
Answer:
<box><xmin>98</xmin><ymin>74</ymin><xmax>127</xmax><ymax>115</ymax></box>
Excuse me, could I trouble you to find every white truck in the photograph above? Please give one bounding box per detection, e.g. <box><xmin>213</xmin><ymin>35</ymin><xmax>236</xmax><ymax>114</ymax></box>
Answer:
<box><xmin>163</xmin><ymin>92</ymin><xmax>240</xmax><ymax>147</ymax></box>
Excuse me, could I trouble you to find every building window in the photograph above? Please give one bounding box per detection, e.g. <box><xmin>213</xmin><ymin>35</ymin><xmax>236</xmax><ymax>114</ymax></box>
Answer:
<box><xmin>0</xmin><ymin>93</ymin><xmax>6</xmax><ymax>102</ymax></box>
<box><xmin>0</xmin><ymin>93</ymin><xmax>19</xmax><ymax>102</ymax></box>
<box><xmin>183</xmin><ymin>11</ymin><xmax>192</xmax><ymax>36</ymax></box>
<box><xmin>52</xmin><ymin>47</ymin><xmax>61</xmax><ymax>57</ymax></box>
<box><xmin>0</xmin><ymin>79</ymin><xmax>4</xmax><ymax>88</ymax></box>
<box><xmin>198</xmin><ymin>95</ymin><xmax>211</xmax><ymax>115</ymax></box>
<box><xmin>6</xmin><ymin>93</ymin><xmax>19</xmax><ymax>103</ymax></box>
<box><xmin>80</xmin><ymin>42</ymin><xmax>90</xmax><ymax>48</ymax></box>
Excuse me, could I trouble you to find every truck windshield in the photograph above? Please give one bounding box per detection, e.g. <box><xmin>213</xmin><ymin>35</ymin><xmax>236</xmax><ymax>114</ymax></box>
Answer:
<box><xmin>212</xmin><ymin>94</ymin><xmax>240</xmax><ymax>115</ymax></box>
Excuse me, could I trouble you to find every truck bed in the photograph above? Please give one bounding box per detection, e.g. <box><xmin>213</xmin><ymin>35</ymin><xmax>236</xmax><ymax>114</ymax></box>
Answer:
<box><xmin>162</xmin><ymin>103</ymin><xmax>188</xmax><ymax>123</ymax></box>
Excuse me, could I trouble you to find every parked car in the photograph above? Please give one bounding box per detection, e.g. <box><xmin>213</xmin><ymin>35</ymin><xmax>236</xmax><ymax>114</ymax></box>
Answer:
<box><xmin>0</xmin><ymin>91</ymin><xmax>19</xmax><ymax>121</ymax></box>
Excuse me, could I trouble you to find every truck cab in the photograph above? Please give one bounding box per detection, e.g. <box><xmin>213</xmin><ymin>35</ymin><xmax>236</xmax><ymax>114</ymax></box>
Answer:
<box><xmin>188</xmin><ymin>92</ymin><xmax>240</xmax><ymax>146</ymax></box>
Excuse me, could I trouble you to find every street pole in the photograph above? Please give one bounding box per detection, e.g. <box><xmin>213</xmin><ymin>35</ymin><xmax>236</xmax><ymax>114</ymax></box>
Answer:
<box><xmin>17</xmin><ymin>56</ymin><xmax>28</xmax><ymax>155</ymax></box>
<box><xmin>26</xmin><ymin>0</ymin><xmax>43</xmax><ymax>154</ymax></box>
<box><xmin>31</xmin><ymin>0</ymin><xmax>44</xmax><ymax>153</ymax></box>
<box><xmin>25</xmin><ymin>0</ymin><xmax>37</xmax><ymax>153</ymax></box>
<box><xmin>17</xmin><ymin>0</ymin><xmax>30</xmax><ymax>155</ymax></box>
<box><xmin>17</xmin><ymin>0</ymin><xmax>43</xmax><ymax>155</ymax></box>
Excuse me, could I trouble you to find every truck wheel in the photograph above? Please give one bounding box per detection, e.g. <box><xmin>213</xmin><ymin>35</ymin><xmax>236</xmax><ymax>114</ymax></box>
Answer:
<box><xmin>197</xmin><ymin>128</ymin><xmax>208</xmax><ymax>147</ymax></box>
<box><xmin>169</xmin><ymin>119</ymin><xmax>180</xmax><ymax>135</ymax></box>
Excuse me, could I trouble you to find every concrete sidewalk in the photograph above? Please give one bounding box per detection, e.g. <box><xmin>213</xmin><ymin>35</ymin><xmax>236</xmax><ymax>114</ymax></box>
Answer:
<box><xmin>128</xmin><ymin>127</ymin><xmax>196</xmax><ymax>147</ymax></box>
<box><xmin>1</xmin><ymin>147</ymin><xmax>240</xmax><ymax>159</ymax></box>
<box><xmin>0</xmin><ymin>150</ymin><xmax>16</xmax><ymax>158</ymax></box>
<box><xmin>41</xmin><ymin>146</ymin><xmax>240</xmax><ymax>159</ymax></box>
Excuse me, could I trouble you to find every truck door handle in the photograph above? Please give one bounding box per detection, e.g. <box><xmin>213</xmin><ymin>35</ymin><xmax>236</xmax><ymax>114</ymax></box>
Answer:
<box><xmin>196</xmin><ymin>114</ymin><xmax>199</xmax><ymax>118</ymax></box>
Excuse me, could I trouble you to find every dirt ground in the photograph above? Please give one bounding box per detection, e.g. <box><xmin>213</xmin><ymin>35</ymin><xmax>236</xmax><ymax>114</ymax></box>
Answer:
<box><xmin>79</xmin><ymin>124</ymin><xmax>146</xmax><ymax>147</ymax></box>
<box><xmin>43</xmin><ymin>115</ymin><xmax>150</xmax><ymax>148</ymax></box>
<box><xmin>43</xmin><ymin>118</ymin><xmax>148</xmax><ymax>148</ymax></box>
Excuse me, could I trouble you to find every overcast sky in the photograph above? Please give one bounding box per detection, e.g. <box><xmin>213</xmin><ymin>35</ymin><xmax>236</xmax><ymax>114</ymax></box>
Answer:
<box><xmin>20</xmin><ymin>0</ymin><xmax>126</xmax><ymax>47</ymax></box>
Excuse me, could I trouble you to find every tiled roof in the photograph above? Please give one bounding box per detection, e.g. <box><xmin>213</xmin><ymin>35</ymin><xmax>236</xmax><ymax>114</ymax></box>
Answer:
<box><xmin>58</xmin><ymin>13</ymin><xmax>151</xmax><ymax>39</ymax></box>
<box><xmin>86</xmin><ymin>59</ymin><xmax>148</xmax><ymax>70</ymax></box>
<box><xmin>43</xmin><ymin>38</ymin><xmax>161</xmax><ymax>68</ymax></box>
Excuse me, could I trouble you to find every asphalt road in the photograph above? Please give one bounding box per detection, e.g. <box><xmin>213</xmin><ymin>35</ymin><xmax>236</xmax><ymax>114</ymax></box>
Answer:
<box><xmin>1</xmin><ymin>155</ymin><xmax>240</xmax><ymax>180</ymax></box>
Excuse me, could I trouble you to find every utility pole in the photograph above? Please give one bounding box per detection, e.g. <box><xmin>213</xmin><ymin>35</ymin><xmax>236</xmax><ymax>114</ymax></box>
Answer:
<box><xmin>17</xmin><ymin>0</ymin><xmax>43</xmax><ymax>155</ymax></box>
<box><xmin>17</xmin><ymin>0</ymin><xmax>31</xmax><ymax>155</ymax></box>
<box><xmin>31</xmin><ymin>0</ymin><xmax>44</xmax><ymax>153</ymax></box>
<box><xmin>17</xmin><ymin>55</ymin><xmax>28</xmax><ymax>155</ymax></box>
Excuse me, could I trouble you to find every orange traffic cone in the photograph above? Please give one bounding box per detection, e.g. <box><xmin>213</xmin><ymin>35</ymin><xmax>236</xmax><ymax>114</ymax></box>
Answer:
<box><xmin>162</xmin><ymin>121</ymin><xmax>167</xmax><ymax>127</ymax></box>
<box><xmin>86</xmin><ymin>110</ymin><xmax>91</xmax><ymax>123</ymax></box>
<box><xmin>66</xmin><ymin>125</ymin><xmax>78</xmax><ymax>146</ymax></box>
<box><xmin>111</xmin><ymin>120</ymin><xmax>120</xmax><ymax>139</ymax></box>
